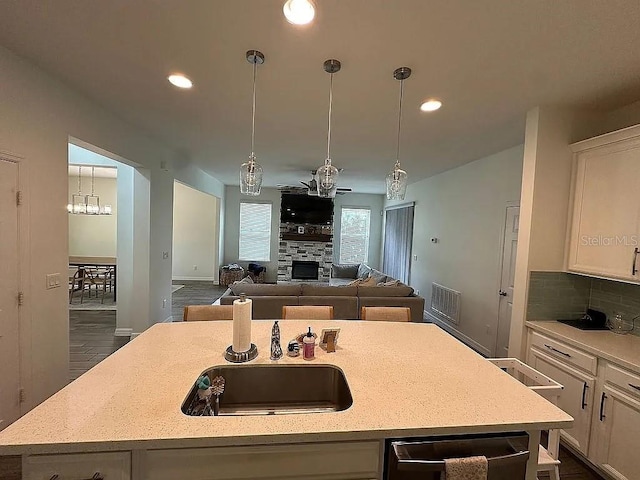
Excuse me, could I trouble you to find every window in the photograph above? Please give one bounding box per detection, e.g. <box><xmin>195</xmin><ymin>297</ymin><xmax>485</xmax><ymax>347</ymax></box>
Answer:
<box><xmin>339</xmin><ymin>207</ymin><xmax>371</xmax><ymax>264</ymax></box>
<box><xmin>239</xmin><ymin>202</ymin><xmax>272</xmax><ymax>261</ymax></box>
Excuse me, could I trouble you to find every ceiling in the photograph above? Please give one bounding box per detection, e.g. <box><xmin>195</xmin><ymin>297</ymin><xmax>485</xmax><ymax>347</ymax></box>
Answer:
<box><xmin>2</xmin><ymin>1</ymin><xmax>640</xmax><ymax>193</ymax></box>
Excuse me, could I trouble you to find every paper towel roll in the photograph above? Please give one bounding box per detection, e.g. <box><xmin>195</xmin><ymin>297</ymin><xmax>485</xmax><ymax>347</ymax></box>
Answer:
<box><xmin>232</xmin><ymin>297</ymin><xmax>252</xmax><ymax>352</ymax></box>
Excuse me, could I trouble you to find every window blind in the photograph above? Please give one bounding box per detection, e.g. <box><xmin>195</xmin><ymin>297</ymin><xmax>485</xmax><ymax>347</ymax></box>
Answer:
<box><xmin>339</xmin><ymin>207</ymin><xmax>371</xmax><ymax>264</ymax></box>
<box><xmin>239</xmin><ymin>202</ymin><xmax>272</xmax><ymax>262</ymax></box>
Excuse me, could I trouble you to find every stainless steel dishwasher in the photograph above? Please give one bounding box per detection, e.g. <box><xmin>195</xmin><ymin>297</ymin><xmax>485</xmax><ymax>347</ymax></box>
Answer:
<box><xmin>385</xmin><ymin>432</ymin><xmax>530</xmax><ymax>480</ymax></box>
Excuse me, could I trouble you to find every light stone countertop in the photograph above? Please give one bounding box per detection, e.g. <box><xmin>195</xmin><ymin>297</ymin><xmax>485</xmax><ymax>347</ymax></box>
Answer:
<box><xmin>526</xmin><ymin>320</ymin><xmax>640</xmax><ymax>373</ymax></box>
<box><xmin>0</xmin><ymin>321</ymin><xmax>572</xmax><ymax>455</ymax></box>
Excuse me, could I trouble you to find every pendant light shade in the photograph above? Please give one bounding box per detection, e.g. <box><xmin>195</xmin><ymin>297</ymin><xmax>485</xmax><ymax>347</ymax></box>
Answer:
<box><xmin>386</xmin><ymin>67</ymin><xmax>411</xmax><ymax>200</ymax></box>
<box><xmin>240</xmin><ymin>50</ymin><xmax>265</xmax><ymax>196</ymax></box>
<box><xmin>316</xmin><ymin>59</ymin><xmax>341</xmax><ymax>198</ymax></box>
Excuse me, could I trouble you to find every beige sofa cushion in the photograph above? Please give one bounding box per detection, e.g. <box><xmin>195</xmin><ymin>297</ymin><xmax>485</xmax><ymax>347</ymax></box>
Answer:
<box><xmin>301</xmin><ymin>284</ymin><xmax>358</xmax><ymax>296</ymax></box>
<box><xmin>220</xmin><ymin>295</ymin><xmax>299</xmax><ymax>320</ymax></box>
<box><xmin>357</xmin><ymin>285</ymin><xmax>414</xmax><ymax>297</ymax></box>
<box><xmin>230</xmin><ymin>283</ymin><xmax>301</xmax><ymax>296</ymax></box>
<box><xmin>299</xmin><ymin>296</ymin><xmax>358</xmax><ymax>319</ymax></box>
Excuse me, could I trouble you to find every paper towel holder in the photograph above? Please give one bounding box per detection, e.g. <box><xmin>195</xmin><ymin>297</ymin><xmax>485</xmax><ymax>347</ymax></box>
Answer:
<box><xmin>224</xmin><ymin>343</ymin><xmax>258</xmax><ymax>363</ymax></box>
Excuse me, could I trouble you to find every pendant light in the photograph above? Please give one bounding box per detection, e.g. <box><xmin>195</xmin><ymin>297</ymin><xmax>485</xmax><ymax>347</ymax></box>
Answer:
<box><xmin>240</xmin><ymin>50</ymin><xmax>265</xmax><ymax>196</ymax></box>
<box><xmin>86</xmin><ymin>167</ymin><xmax>101</xmax><ymax>214</ymax></box>
<box><xmin>69</xmin><ymin>166</ymin><xmax>87</xmax><ymax>214</ymax></box>
<box><xmin>316</xmin><ymin>59</ymin><xmax>341</xmax><ymax>198</ymax></box>
<box><xmin>386</xmin><ymin>67</ymin><xmax>411</xmax><ymax>200</ymax></box>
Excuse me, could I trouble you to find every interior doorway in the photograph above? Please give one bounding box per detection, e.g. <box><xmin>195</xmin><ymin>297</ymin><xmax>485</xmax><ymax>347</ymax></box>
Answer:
<box><xmin>495</xmin><ymin>204</ymin><xmax>520</xmax><ymax>357</ymax></box>
<box><xmin>0</xmin><ymin>156</ymin><xmax>21</xmax><ymax>429</ymax></box>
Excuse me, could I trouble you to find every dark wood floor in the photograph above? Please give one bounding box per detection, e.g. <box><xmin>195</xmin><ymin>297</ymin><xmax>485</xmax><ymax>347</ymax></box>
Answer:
<box><xmin>0</xmin><ymin>283</ymin><xmax>605</xmax><ymax>479</ymax></box>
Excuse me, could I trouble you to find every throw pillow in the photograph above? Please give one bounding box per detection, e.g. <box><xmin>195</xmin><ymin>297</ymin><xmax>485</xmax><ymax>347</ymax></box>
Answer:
<box><xmin>232</xmin><ymin>275</ymin><xmax>253</xmax><ymax>286</ymax></box>
<box><xmin>347</xmin><ymin>278</ymin><xmax>362</xmax><ymax>286</ymax></box>
<box><xmin>359</xmin><ymin>276</ymin><xmax>379</xmax><ymax>286</ymax></box>
<box><xmin>331</xmin><ymin>263</ymin><xmax>359</xmax><ymax>279</ymax></box>
<box><xmin>357</xmin><ymin>264</ymin><xmax>372</xmax><ymax>279</ymax></box>
<box><xmin>368</xmin><ymin>269</ymin><xmax>388</xmax><ymax>284</ymax></box>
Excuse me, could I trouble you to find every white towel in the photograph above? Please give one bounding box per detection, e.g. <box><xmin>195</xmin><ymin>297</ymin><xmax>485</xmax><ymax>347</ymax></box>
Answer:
<box><xmin>440</xmin><ymin>455</ymin><xmax>488</xmax><ymax>480</ymax></box>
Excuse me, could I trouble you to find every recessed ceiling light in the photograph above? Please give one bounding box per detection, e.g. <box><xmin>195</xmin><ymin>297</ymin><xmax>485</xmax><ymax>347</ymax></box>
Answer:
<box><xmin>168</xmin><ymin>74</ymin><xmax>193</xmax><ymax>89</ymax></box>
<box><xmin>420</xmin><ymin>99</ymin><xmax>442</xmax><ymax>112</ymax></box>
<box><xmin>283</xmin><ymin>0</ymin><xmax>315</xmax><ymax>25</ymax></box>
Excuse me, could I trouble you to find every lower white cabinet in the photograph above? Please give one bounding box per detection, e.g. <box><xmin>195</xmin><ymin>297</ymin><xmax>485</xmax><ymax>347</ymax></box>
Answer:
<box><xmin>527</xmin><ymin>328</ymin><xmax>640</xmax><ymax>480</ymax></box>
<box><xmin>23</xmin><ymin>452</ymin><xmax>130</xmax><ymax>480</ymax></box>
<box><xmin>528</xmin><ymin>346</ymin><xmax>595</xmax><ymax>455</ymax></box>
<box><xmin>591</xmin><ymin>372</ymin><xmax>640</xmax><ymax>480</ymax></box>
<box><xmin>135</xmin><ymin>441</ymin><xmax>381</xmax><ymax>480</ymax></box>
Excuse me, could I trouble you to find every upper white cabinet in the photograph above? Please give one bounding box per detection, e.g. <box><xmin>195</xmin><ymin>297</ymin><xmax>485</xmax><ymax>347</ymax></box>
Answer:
<box><xmin>568</xmin><ymin>125</ymin><xmax>640</xmax><ymax>282</ymax></box>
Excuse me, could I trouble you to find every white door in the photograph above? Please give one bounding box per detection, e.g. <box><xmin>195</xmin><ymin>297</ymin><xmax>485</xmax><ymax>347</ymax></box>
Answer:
<box><xmin>0</xmin><ymin>158</ymin><xmax>21</xmax><ymax>430</ymax></box>
<box><xmin>495</xmin><ymin>206</ymin><xmax>519</xmax><ymax>357</ymax></box>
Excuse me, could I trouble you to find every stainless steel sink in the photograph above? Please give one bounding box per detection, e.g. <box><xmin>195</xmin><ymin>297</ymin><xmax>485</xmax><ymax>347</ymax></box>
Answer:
<box><xmin>182</xmin><ymin>364</ymin><xmax>353</xmax><ymax>416</ymax></box>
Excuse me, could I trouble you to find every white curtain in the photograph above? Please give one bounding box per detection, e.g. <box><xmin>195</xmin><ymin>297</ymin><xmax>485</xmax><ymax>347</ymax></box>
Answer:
<box><xmin>383</xmin><ymin>205</ymin><xmax>414</xmax><ymax>284</ymax></box>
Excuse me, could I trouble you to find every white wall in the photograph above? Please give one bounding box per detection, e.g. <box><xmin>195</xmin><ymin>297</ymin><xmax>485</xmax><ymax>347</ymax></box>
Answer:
<box><xmin>68</xmin><ymin>175</ymin><xmax>117</xmax><ymax>256</ymax></box>
<box><xmin>223</xmin><ymin>186</ymin><xmax>282</xmax><ymax>283</ymax></box>
<box><xmin>333</xmin><ymin>193</ymin><xmax>384</xmax><ymax>270</ymax></box>
<box><xmin>0</xmin><ymin>45</ymin><xmax>224</xmax><ymax>412</ymax></box>
<box><xmin>172</xmin><ymin>182</ymin><xmax>219</xmax><ymax>281</ymax></box>
<box><xmin>386</xmin><ymin>145</ymin><xmax>524</xmax><ymax>355</ymax></box>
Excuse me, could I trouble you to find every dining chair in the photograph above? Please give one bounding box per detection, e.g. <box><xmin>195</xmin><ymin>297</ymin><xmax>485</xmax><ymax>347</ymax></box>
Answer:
<box><xmin>360</xmin><ymin>306</ymin><xmax>411</xmax><ymax>322</ymax></box>
<box><xmin>68</xmin><ymin>268</ymin><xmax>83</xmax><ymax>304</ymax></box>
<box><xmin>183</xmin><ymin>305</ymin><xmax>234</xmax><ymax>321</ymax></box>
<box><xmin>282</xmin><ymin>305</ymin><xmax>334</xmax><ymax>320</ymax></box>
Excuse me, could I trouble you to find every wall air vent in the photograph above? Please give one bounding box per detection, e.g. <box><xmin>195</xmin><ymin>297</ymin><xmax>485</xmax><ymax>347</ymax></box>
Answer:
<box><xmin>430</xmin><ymin>283</ymin><xmax>461</xmax><ymax>325</ymax></box>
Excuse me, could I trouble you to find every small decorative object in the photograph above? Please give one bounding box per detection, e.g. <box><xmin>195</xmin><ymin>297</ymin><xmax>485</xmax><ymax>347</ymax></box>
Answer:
<box><xmin>319</xmin><ymin>328</ymin><xmax>341</xmax><ymax>353</ymax></box>
<box><xmin>287</xmin><ymin>339</ymin><xmax>300</xmax><ymax>357</ymax></box>
<box><xmin>297</xmin><ymin>226</ymin><xmax>305</xmax><ymax>234</ymax></box>
<box><xmin>607</xmin><ymin>312</ymin><xmax>637</xmax><ymax>335</ymax></box>
<box><xmin>270</xmin><ymin>321</ymin><xmax>283</xmax><ymax>360</ymax></box>
<box><xmin>303</xmin><ymin>326</ymin><xmax>316</xmax><ymax>360</ymax></box>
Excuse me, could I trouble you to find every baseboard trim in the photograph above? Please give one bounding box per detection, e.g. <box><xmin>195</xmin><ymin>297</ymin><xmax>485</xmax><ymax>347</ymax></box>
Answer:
<box><xmin>425</xmin><ymin>312</ymin><xmax>491</xmax><ymax>357</ymax></box>
<box><xmin>172</xmin><ymin>276</ymin><xmax>216</xmax><ymax>282</ymax></box>
<box><xmin>130</xmin><ymin>332</ymin><xmax>141</xmax><ymax>340</ymax></box>
<box><xmin>162</xmin><ymin>316</ymin><xmax>174</xmax><ymax>323</ymax></box>
<box><xmin>114</xmin><ymin>328</ymin><xmax>132</xmax><ymax>337</ymax></box>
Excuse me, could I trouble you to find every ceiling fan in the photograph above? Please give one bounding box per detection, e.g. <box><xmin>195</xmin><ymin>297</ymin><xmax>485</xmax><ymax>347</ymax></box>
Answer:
<box><xmin>296</xmin><ymin>170</ymin><xmax>352</xmax><ymax>196</ymax></box>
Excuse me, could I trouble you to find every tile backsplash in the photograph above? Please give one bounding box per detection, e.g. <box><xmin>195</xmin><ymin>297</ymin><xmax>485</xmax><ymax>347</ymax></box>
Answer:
<box><xmin>528</xmin><ymin>271</ymin><xmax>640</xmax><ymax>335</ymax></box>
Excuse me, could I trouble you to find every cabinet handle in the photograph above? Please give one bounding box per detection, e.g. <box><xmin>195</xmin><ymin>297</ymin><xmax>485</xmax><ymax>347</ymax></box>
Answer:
<box><xmin>50</xmin><ymin>474</ymin><xmax>103</xmax><ymax>480</ymax></box>
<box><xmin>544</xmin><ymin>344</ymin><xmax>572</xmax><ymax>358</ymax></box>
<box><xmin>581</xmin><ymin>382</ymin><xmax>588</xmax><ymax>409</ymax></box>
<box><xmin>633</xmin><ymin>247</ymin><xmax>639</xmax><ymax>276</ymax></box>
<box><xmin>629</xmin><ymin>383</ymin><xmax>640</xmax><ymax>392</ymax></box>
<box><xmin>599</xmin><ymin>392</ymin><xmax>607</xmax><ymax>421</ymax></box>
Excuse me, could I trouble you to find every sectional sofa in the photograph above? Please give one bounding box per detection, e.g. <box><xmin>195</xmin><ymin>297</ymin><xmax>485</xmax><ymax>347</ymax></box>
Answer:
<box><xmin>219</xmin><ymin>264</ymin><xmax>425</xmax><ymax>321</ymax></box>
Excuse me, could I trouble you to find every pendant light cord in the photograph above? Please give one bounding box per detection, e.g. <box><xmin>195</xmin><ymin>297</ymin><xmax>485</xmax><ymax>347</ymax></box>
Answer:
<box><xmin>78</xmin><ymin>166</ymin><xmax>82</xmax><ymax>194</ymax></box>
<box><xmin>250</xmin><ymin>58</ymin><xmax>257</xmax><ymax>158</ymax></box>
<box><xmin>91</xmin><ymin>167</ymin><xmax>95</xmax><ymax>195</ymax></box>
<box><xmin>395</xmin><ymin>78</ymin><xmax>404</xmax><ymax>165</ymax></box>
<box><xmin>326</xmin><ymin>72</ymin><xmax>333</xmax><ymax>163</ymax></box>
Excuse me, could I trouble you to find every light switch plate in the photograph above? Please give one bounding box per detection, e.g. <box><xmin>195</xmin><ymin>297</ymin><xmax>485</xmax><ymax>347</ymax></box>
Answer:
<box><xmin>46</xmin><ymin>273</ymin><xmax>61</xmax><ymax>289</ymax></box>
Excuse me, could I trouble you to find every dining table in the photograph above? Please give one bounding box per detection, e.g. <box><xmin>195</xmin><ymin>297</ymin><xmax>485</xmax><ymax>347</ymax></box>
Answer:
<box><xmin>69</xmin><ymin>256</ymin><xmax>117</xmax><ymax>300</ymax></box>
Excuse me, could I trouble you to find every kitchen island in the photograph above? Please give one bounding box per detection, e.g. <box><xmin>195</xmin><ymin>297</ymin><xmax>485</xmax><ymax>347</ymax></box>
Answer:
<box><xmin>0</xmin><ymin>321</ymin><xmax>572</xmax><ymax>480</ymax></box>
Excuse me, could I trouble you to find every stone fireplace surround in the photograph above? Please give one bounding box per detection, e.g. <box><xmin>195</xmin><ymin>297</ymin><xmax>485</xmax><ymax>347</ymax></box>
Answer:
<box><xmin>277</xmin><ymin>225</ymin><xmax>333</xmax><ymax>283</ymax></box>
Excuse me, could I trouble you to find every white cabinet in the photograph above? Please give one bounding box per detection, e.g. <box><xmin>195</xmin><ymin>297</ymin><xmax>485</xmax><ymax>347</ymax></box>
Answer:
<box><xmin>529</xmin><ymin>346</ymin><xmax>595</xmax><ymax>455</ymax></box>
<box><xmin>568</xmin><ymin>125</ymin><xmax>640</xmax><ymax>282</ymax></box>
<box><xmin>23</xmin><ymin>452</ymin><xmax>130</xmax><ymax>480</ymax></box>
<box><xmin>136</xmin><ymin>441</ymin><xmax>381</xmax><ymax>480</ymax></box>
<box><xmin>591</xmin><ymin>365</ymin><xmax>640</xmax><ymax>480</ymax></box>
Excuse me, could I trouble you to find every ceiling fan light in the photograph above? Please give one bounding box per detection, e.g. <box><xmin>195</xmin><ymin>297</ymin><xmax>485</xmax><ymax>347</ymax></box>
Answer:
<box><xmin>240</xmin><ymin>155</ymin><xmax>263</xmax><ymax>196</ymax></box>
<box><xmin>386</xmin><ymin>164</ymin><xmax>408</xmax><ymax>200</ymax></box>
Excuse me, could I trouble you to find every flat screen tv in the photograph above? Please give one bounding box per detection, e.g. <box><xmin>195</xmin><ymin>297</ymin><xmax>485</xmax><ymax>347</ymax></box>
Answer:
<box><xmin>280</xmin><ymin>193</ymin><xmax>333</xmax><ymax>225</ymax></box>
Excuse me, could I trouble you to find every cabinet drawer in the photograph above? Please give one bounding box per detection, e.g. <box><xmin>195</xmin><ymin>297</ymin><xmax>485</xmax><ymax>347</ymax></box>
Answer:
<box><xmin>23</xmin><ymin>452</ymin><xmax>130</xmax><ymax>480</ymax></box>
<box><xmin>530</xmin><ymin>332</ymin><xmax>597</xmax><ymax>375</ymax></box>
<box><xmin>605</xmin><ymin>362</ymin><xmax>640</xmax><ymax>399</ymax></box>
<box><xmin>140</xmin><ymin>441</ymin><xmax>381</xmax><ymax>480</ymax></box>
